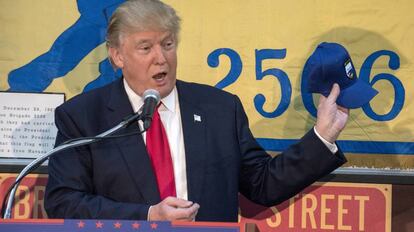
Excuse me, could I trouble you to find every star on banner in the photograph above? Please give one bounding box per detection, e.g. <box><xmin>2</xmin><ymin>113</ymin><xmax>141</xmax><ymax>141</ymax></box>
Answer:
<box><xmin>114</xmin><ymin>222</ymin><xmax>122</xmax><ymax>229</ymax></box>
<box><xmin>96</xmin><ymin>221</ymin><xmax>103</xmax><ymax>228</ymax></box>
<box><xmin>150</xmin><ymin>222</ymin><xmax>158</xmax><ymax>229</ymax></box>
<box><xmin>77</xmin><ymin>221</ymin><xmax>85</xmax><ymax>228</ymax></box>
<box><xmin>132</xmin><ymin>222</ymin><xmax>140</xmax><ymax>229</ymax></box>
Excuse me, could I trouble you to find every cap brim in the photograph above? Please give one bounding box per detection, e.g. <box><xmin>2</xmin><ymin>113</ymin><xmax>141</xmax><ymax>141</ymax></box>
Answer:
<box><xmin>336</xmin><ymin>80</ymin><xmax>378</xmax><ymax>109</ymax></box>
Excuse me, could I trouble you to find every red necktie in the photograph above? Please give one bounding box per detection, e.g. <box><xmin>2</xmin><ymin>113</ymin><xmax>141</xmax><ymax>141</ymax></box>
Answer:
<box><xmin>145</xmin><ymin>105</ymin><xmax>176</xmax><ymax>199</ymax></box>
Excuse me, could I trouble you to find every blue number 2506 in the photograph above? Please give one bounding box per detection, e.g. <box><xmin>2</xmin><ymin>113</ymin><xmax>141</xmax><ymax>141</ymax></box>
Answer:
<box><xmin>207</xmin><ymin>48</ymin><xmax>404</xmax><ymax>121</ymax></box>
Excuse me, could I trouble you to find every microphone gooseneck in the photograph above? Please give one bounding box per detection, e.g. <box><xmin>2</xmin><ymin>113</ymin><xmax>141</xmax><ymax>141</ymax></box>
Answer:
<box><xmin>1</xmin><ymin>89</ymin><xmax>161</xmax><ymax>219</ymax></box>
<box><xmin>1</xmin><ymin>102</ymin><xmax>151</xmax><ymax>219</ymax></box>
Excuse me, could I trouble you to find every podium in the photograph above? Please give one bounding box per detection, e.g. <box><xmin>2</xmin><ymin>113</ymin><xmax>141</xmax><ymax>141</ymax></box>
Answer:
<box><xmin>0</xmin><ymin>219</ymin><xmax>259</xmax><ymax>232</ymax></box>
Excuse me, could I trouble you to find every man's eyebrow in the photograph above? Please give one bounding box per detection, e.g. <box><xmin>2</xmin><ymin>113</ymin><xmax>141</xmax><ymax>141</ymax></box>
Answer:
<box><xmin>162</xmin><ymin>36</ymin><xmax>174</xmax><ymax>42</ymax></box>
<box><xmin>162</xmin><ymin>33</ymin><xmax>174</xmax><ymax>40</ymax></box>
<box><xmin>134</xmin><ymin>39</ymin><xmax>152</xmax><ymax>45</ymax></box>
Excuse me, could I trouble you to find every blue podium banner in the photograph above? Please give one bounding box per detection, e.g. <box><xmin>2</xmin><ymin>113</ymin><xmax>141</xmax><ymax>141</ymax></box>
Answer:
<box><xmin>0</xmin><ymin>219</ymin><xmax>242</xmax><ymax>232</ymax></box>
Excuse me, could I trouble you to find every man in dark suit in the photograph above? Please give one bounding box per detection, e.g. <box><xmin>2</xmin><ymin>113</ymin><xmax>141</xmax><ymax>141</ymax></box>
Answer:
<box><xmin>45</xmin><ymin>0</ymin><xmax>348</xmax><ymax>222</ymax></box>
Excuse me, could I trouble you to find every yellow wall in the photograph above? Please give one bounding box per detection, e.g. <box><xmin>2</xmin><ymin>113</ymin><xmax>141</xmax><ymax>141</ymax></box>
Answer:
<box><xmin>1</xmin><ymin>0</ymin><xmax>413</xmax><ymax>168</ymax></box>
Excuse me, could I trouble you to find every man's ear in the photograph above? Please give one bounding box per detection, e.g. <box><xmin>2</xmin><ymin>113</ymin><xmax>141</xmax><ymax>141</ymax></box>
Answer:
<box><xmin>108</xmin><ymin>47</ymin><xmax>124</xmax><ymax>69</ymax></box>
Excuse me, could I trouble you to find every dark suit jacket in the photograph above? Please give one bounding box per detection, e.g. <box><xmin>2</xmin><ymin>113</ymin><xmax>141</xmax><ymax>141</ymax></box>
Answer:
<box><xmin>45</xmin><ymin>78</ymin><xmax>346</xmax><ymax>222</ymax></box>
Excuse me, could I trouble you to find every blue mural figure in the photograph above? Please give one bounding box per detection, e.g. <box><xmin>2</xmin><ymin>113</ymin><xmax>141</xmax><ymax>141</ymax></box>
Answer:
<box><xmin>8</xmin><ymin>0</ymin><xmax>124</xmax><ymax>93</ymax></box>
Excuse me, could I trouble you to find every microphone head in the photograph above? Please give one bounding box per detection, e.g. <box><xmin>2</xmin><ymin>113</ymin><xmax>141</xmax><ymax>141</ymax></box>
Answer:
<box><xmin>143</xmin><ymin>89</ymin><xmax>161</xmax><ymax>104</ymax></box>
<box><xmin>142</xmin><ymin>89</ymin><xmax>161</xmax><ymax>130</ymax></box>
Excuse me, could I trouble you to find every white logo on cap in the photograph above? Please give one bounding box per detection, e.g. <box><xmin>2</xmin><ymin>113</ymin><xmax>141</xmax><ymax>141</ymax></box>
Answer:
<box><xmin>344</xmin><ymin>59</ymin><xmax>354</xmax><ymax>79</ymax></box>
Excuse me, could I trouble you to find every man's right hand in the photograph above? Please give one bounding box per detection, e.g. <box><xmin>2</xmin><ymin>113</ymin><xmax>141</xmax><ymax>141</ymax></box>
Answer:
<box><xmin>148</xmin><ymin>197</ymin><xmax>200</xmax><ymax>221</ymax></box>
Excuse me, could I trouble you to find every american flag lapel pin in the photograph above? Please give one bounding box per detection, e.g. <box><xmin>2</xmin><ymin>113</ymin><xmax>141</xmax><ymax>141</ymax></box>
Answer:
<box><xmin>193</xmin><ymin>114</ymin><xmax>201</xmax><ymax>122</ymax></box>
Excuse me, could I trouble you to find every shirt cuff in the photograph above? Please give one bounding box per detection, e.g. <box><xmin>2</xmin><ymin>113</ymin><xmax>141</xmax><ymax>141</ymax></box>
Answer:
<box><xmin>313</xmin><ymin>127</ymin><xmax>338</xmax><ymax>153</ymax></box>
<box><xmin>147</xmin><ymin>205</ymin><xmax>153</xmax><ymax>221</ymax></box>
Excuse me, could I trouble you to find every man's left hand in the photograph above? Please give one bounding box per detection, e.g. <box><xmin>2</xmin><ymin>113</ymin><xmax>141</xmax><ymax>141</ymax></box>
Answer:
<box><xmin>315</xmin><ymin>83</ymin><xmax>349</xmax><ymax>143</ymax></box>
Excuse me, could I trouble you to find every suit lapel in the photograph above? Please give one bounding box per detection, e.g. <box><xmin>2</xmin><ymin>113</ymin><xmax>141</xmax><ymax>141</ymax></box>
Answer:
<box><xmin>105</xmin><ymin>79</ymin><xmax>160</xmax><ymax>204</ymax></box>
<box><xmin>176</xmin><ymin>81</ymin><xmax>207</xmax><ymax>204</ymax></box>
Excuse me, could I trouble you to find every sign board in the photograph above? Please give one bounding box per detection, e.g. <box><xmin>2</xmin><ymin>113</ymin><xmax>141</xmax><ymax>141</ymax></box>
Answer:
<box><xmin>0</xmin><ymin>92</ymin><xmax>64</xmax><ymax>164</ymax></box>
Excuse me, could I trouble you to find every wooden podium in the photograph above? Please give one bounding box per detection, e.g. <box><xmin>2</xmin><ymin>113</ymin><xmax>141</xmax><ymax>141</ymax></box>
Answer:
<box><xmin>0</xmin><ymin>219</ymin><xmax>259</xmax><ymax>232</ymax></box>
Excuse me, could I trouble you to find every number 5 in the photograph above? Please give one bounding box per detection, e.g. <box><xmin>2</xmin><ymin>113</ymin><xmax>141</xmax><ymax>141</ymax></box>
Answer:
<box><xmin>254</xmin><ymin>49</ymin><xmax>291</xmax><ymax>118</ymax></box>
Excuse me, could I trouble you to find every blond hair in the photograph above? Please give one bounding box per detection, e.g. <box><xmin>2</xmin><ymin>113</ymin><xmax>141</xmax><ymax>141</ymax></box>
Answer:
<box><xmin>106</xmin><ymin>0</ymin><xmax>181</xmax><ymax>49</ymax></box>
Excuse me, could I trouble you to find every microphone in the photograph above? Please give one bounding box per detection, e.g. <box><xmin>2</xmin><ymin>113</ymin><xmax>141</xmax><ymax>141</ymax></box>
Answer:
<box><xmin>141</xmin><ymin>89</ymin><xmax>161</xmax><ymax>130</ymax></box>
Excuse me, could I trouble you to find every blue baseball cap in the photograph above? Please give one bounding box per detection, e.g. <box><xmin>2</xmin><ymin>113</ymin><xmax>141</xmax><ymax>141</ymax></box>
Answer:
<box><xmin>303</xmin><ymin>42</ymin><xmax>378</xmax><ymax>108</ymax></box>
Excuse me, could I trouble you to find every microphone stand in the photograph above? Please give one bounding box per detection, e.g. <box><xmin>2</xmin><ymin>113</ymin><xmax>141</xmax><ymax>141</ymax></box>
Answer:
<box><xmin>2</xmin><ymin>112</ymin><xmax>143</xmax><ymax>219</ymax></box>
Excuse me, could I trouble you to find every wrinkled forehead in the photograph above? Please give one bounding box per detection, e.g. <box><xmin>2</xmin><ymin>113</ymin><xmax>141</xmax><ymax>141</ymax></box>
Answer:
<box><xmin>119</xmin><ymin>30</ymin><xmax>176</xmax><ymax>44</ymax></box>
<box><xmin>117</xmin><ymin>29</ymin><xmax>177</xmax><ymax>45</ymax></box>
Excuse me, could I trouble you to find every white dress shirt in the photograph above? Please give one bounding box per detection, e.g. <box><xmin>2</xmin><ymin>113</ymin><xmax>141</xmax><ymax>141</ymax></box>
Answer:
<box><xmin>314</xmin><ymin>127</ymin><xmax>338</xmax><ymax>153</ymax></box>
<box><xmin>123</xmin><ymin>79</ymin><xmax>188</xmax><ymax>201</ymax></box>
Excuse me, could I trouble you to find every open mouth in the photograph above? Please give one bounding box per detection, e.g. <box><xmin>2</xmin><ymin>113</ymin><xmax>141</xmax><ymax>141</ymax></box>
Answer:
<box><xmin>153</xmin><ymin>72</ymin><xmax>167</xmax><ymax>80</ymax></box>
